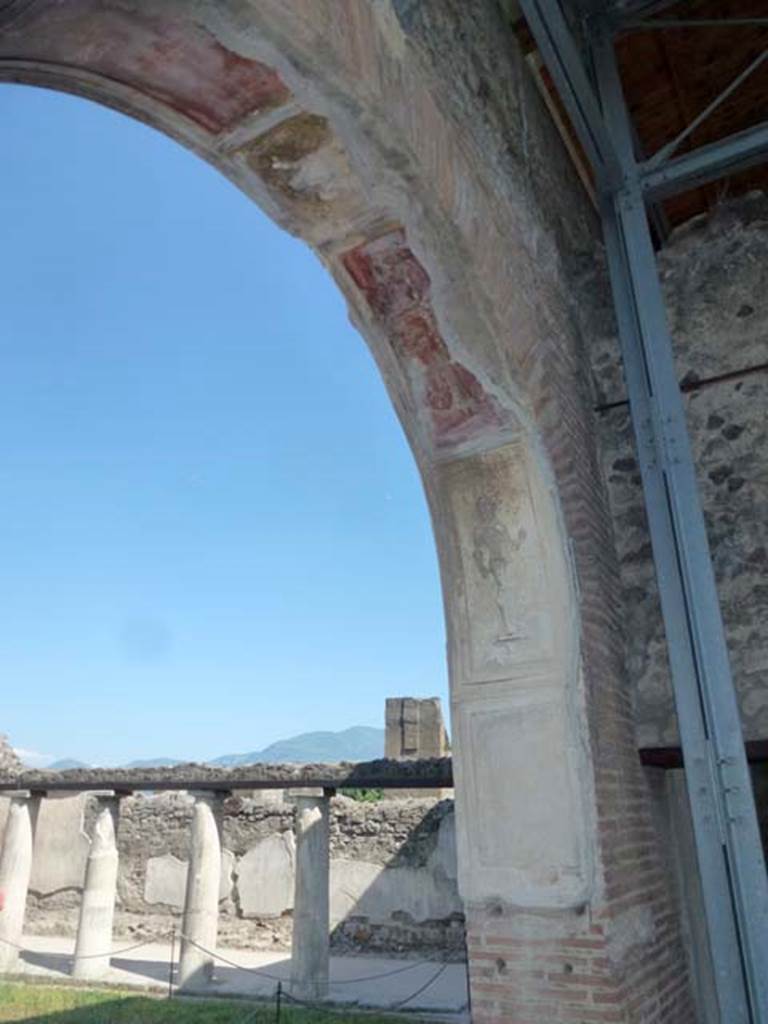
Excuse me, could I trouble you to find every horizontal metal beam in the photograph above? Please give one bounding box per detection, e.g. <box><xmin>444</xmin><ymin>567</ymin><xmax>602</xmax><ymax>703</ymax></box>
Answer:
<box><xmin>571</xmin><ymin>0</ymin><xmax>674</xmax><ymax>16</ymax></box>
<box><xmin>570</xmin><ymin>0</ymin><xmax>611</xmax><ymax>15</ymax></box>
<box><xmin>604</xmin><ymin>0</ymin><xmax>681</xmax><ymax>24</ymax></box>
<box><xmin>0</xmin><ymin>758</ymin><xmax>455</xmax><ymax>794</ymax></box>
<box><xmin>631</xmin><ymin>18</ymin><xmax>768</xmax><ymax>29</ymax></box>
<box><xmin>641</xmin><ymin>119</ymin><xmax>768</xmax><ymax>199</ymax></box>
<box><xmin>641</xmin><ymin>740</ymin><xmax>768</xmax><ymax>769</ymax></box>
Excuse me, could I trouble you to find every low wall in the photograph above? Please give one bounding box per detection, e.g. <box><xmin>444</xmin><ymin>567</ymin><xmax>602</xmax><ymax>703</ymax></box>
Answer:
<box><xmin>22</xmin><ymin>792</ymin><xmax>464</xmax><ymax>957</ymax></box>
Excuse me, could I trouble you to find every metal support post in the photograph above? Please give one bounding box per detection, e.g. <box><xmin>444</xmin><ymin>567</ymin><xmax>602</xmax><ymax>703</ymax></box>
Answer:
<box><xmin>518</xmin><ymin>2</ymin><xmax>768</xmax><ymax>1020</ymax></box>
<box><xmin>516</xmin><ymin>0</ymin><xmax>622</xmax><ymax>185</ymax></box>
<box><xmin>586</xmin><ymin>21</ymin><xmax>768</xmax><ymax>1024</ymax></box>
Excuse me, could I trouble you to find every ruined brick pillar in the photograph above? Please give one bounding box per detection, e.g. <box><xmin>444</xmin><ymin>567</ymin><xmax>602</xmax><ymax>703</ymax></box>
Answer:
<box><xmin>385</xmin><ymin>698</ymin><xmax>451</xmax><ymax>799</ymax></box>
<box><xmin>385</xmin><ymin>697</ymin><xmax>450</xmax><ymax>760</ymax></box>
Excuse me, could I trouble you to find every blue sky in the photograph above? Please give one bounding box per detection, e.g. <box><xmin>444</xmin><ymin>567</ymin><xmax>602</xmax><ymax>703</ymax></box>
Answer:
<box><xmin>0</xmin><ymin>85</ymin><xmax>447</xmax><ymax>767</ymax></box>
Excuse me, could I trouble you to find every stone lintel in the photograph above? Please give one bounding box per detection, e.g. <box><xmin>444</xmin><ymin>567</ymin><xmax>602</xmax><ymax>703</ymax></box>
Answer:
<box><xmin>3</xmin><ymin>757</ymin><xmax>453</xmax><ymax>794</ymax></box>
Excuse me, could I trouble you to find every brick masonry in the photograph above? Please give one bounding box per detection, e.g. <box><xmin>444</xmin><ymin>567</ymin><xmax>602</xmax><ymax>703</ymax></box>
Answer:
<box><xmin>0</xmin><ymin>1</ymin><xmax>710</xmax><ymax>1019</ymax></box>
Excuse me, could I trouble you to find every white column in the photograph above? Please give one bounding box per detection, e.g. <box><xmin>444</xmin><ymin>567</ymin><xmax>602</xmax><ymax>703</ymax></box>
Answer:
<box><xmin>178</xmin><ymin>791</ymin><xmax>222</xmax><ymax>990</ymax></box>
<box><xmin>290</xmin><ymin>790</ymin><xmax>330</xmax><ymax>1001</ymax></box>
<box><xmin>0</xmin><ymin>792</ymin><xmax>39</xmax><ymax>973</ymax></box>
<box><xmin>73</xmin><ymin>794</ymin><xmax>120</xmax><ymax>980</ymax></box>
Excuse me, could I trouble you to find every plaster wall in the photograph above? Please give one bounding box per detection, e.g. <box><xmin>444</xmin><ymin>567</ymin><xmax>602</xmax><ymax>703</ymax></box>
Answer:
<box><xmin>29</xmin><ymin>795</ymin><xmax>90</xmax><ymax>896</ymax></box>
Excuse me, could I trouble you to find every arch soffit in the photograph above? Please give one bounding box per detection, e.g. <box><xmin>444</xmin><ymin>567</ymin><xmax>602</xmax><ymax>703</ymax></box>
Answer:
<box><xmin>0</xmin><ymin>5</ymin><xmax>599</xmax><ymax>906</ymax></box>
<box><xmin>0</xmin><ymin>0</ymin><xmax>561</xmax><ymax>461</ymax></box>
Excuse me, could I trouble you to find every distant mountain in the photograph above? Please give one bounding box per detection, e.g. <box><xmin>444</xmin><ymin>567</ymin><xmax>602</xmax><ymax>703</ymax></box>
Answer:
<box><xmin>46</xmin><ymin>758</ymin><xmax>90</xmax><ymax>770</ymax></box>
<box><xmin>123</xmin><ymin>757</ymin><xmax>184</xmax><ymax>769</ymax></box>
<box><xmin>211</xmin><ymin>726</ymin><xmax>385</xmax><ymax>766</ymax></box>
<box><xmin>36</xmin><ymin>726</ymin><xmax>386</xmax><ymax>771</ymax></box>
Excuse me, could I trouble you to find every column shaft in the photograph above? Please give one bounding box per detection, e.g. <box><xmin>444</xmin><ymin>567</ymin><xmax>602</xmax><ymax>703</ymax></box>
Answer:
<box><xmin>73</xmin><ymin>796</ymin><xmax>120</xmax><ymax>980</ymax></box>
<box><xmin>0</xmin><ymin>794</ymin><xmax>38</xmax><ymax>973</ymax></box>
<box><xmin>178</xmin><ymin>793</ymin><xmax>222</xmax><ymax>990</ymax></box>
<box><xmin>290</xmin><ymin>793</ymin><xmax>330</xmax><ymax>1000</ymax></box>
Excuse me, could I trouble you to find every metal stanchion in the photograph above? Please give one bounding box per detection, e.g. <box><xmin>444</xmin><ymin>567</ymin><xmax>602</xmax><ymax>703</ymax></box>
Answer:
<box><xmin>168</xmin><ymin>925</ymin><xmax>176</xmax><ymax>999</ymax></box>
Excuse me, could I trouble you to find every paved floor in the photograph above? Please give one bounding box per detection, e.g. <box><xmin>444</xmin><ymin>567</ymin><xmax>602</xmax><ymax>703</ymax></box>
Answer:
<box><xmin>14</xmin><ymin>935</ymin><xmax>469</xmax><ymax>1019</ymax></box>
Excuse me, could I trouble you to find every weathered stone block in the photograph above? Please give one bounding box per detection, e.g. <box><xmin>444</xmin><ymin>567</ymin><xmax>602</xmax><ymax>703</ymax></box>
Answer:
<box><xmin>144</xmin><ymin>849</ymin><xmax>234</xmax><ymax>908</ymax></box>
<box><xmin>329</xmin><ymin>855</ymin><xmax>460</xmax><ymax>927</ymax></box>
<box><xmin>236</xmin><ymin>832</ymin><xmax>295</xmax><ymax>918</ymax></box>
<box><xmin>30</xmin><ymin>796</ymin><xmax>89</xmax><ymax>895</ymax></box>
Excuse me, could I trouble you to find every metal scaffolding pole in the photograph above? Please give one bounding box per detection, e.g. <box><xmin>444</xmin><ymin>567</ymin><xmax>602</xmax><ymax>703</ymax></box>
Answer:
<box><xmin>517</xmin><ymin>2</ymin><xmax>768</xmax><ymax>1022</ymax></box>
<box><xmin>589</xmin><ymin>26</ymin><xmax>768</xmax><ymax>1020</ymax></box>
<box><xmin>641</xmin><ymin>120</ymin><xmax>768</xmax><ymax>200</ymax></box>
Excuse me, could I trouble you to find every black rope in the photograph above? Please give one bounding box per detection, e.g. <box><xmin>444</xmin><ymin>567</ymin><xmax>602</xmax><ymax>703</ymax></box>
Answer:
<box><xmin>390</xmin><ymin>962</ymin><xmax>448</xmax><ymax>1009</ymax></box>
<box><xmin>327</xmin><ymin>958</ymin><xmax>442</xmax><ymax>985</ymax></box>
<box><xmin>178</xmin><ymin>932</ymin><xmax>445</xmax><ymax>986</ymax></box>
<box><xmin>0</xmin><ymin>932</ymin><xmax>167</xmax><ymax>959</ymax></box>
<box><xmin>0</xmin><ymin>927</ymin><xmax>457</xmax><ymax>1013</ymax></box>
<box><xmin>180</xmin><ymin>933</ymin><xmax>455</xmax><ymax>1015</ymax></box>
<box><xmin>177</xmin><ymin>935</ymin><xmax>287</xmax><ymax>983</ymax></box>
<box><xmin>281</xmin><ymin>961</ymin><xmax>449</xmax><ymax>1015</ymax></box>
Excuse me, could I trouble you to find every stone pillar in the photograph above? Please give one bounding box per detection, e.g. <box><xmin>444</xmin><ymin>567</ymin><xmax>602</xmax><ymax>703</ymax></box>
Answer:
<box><xmin>290</xmin><ymin>791</ymin><xmax>330</xmax><ymax>1001</ymax></box>
<box><xmin>72</xmin><ymin>794</ymin><xmax>120</xmax><ymax>980</ymax></box>
<box><xmin>178</xmin><ymin>792</ymin><xmax>223</xmax><ymax>990</ymax></box>
<box><xmin>0</xmin><ymin>792</ymin><xmax>39</xmax><ymax>973</ymax></box>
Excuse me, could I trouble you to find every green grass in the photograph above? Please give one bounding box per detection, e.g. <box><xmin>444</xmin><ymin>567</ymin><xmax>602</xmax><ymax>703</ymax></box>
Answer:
<box><xmin>0</xmin><ymin>983</ymin><xmax>409</xmax><ymax>1024</ymax></box>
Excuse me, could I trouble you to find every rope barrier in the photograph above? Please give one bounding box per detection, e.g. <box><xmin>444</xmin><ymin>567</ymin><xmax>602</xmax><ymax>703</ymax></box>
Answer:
<box><xmin>177</xmin><ymin>931</ymin><xmax>448</xmax><ymax>987</ymax></box>
<box><xmin>75</xmin><ymin>937</ymin><xmax>168</xmax><ymax>959</ymax></box>
<box><xmin>327</xmin><ymin>959</ymin><xmax>443</xmax><ymax>985</ymax></box>
<box><xmin>180</xmin><ymin>933</ymin><xmax>454</xmax><ymax>1015</ymax></box>
<box><xmin>176</xmin><ymin>936</ymin><xmax>286</xmax><ymax>983</ymax></box>
<box><xmin>0</xmin><ymin>930</ymin><xmax>170</xmax><ymax>959</ymax></box>
<box><xmin>279</xmin><ymin>961</ymin><xmax>449</xmax><ymax>1015</ymax></box>
<box><xmin>389</xmin><ymin>962</ymin><xmax>448</xmax><ymax>1009</ymax></box>
<box><xmin>0</xmin><ymin>927</ymin><xmax>459</xmax><ymax>1014</ymax></box>
<box><xmin>0</xmin><ymin>935</ymin><xmax>26</xmax><ymax>952</ymax></box>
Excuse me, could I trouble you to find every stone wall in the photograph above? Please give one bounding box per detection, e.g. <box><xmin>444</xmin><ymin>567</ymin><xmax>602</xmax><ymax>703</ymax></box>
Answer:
<box><xmin>584</xmin><ymin>193</ymin><xmax>768</xmax><ymax>747</ymax></box>
<box><xmin>24</xmin><ymin>792</ymin><xmax>463</xmax><ymax>957</ymax></box>
<box><xmin>0</xmin><ymin>736</ymin><xmax>21</xmax><ymax>778</ymax></box>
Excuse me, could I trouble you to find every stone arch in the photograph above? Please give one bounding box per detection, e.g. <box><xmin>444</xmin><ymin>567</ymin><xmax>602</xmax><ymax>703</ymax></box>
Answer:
<box><xmin>0</xmin><ymin>2</ymin><xmax>694</xmax><ymax>1019</ymax></box>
